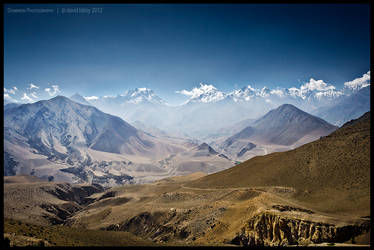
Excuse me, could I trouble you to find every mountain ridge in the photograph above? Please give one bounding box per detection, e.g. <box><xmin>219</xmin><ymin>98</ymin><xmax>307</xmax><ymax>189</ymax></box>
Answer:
<box><xmin>190</xmin><ymin>111</ymin><xmax>370</xmax><ymax>216</ymax></box>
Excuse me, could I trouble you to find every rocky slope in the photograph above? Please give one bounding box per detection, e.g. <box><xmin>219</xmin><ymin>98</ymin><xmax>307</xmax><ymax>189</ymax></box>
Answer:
<box><xmin>231</xmin><ymin>212</ymin><xmax>370</xmax><ymax>246</ymax></box>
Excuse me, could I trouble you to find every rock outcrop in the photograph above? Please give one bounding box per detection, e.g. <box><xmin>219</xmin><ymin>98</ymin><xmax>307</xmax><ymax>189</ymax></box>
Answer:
<box><xmin>104</xmin><ymin>211</ymin><xmax>189</xmax><ymax>242</ymax></box>
<box><xmin>102</xmin><ymin>207</ymin><xmax>226</xmax><ymax>243</ymax></box>
<box><xmin>231</xmin><ymin>212</ymin><xmax>370</xmax><ymax>246</ymax></box>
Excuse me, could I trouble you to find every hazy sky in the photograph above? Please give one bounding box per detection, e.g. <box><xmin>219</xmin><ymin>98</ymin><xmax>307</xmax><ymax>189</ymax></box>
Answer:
<box><xmin>4</xmin><ymin>4</ymin><xmax>370</xmax><ymax>105</ymax></box>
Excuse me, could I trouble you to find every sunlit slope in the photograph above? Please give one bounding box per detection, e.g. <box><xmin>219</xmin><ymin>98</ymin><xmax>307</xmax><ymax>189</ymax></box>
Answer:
<box><xmin>189</xmin><ymin>112</ymin><xmax>370</xmax><ymax>216</ymax></box>
<box><xmin>4</xmin><ymin>218</ymin><xmax>156</xmax><ymax>247</ymax></box>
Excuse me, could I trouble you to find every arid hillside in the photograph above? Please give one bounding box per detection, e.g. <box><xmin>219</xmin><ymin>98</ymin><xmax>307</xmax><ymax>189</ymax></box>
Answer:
<box><xmin>3</xmin><ymin>175</ymin><xmax>104</xmax><ymax>226</ymax></box>
<box><xmin>190</xmin><ymin>112</ymin><xmax>370</xmax><ymax>216</ymax></box>
<box><xmin>3</xmin><ymin>218</ymin><xmax>156</xmax><ymax>247</ymax></box>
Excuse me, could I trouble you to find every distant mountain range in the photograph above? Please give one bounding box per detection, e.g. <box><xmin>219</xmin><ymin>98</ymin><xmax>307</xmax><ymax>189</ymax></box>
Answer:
<box><xmin>177</xmin><ymin>82</ymin><xmax>345</xmax><ymax>105</ymax></box>
<box><xmin>4</xmin><ymin>71</ymin><xmax>370</xmax><ymax>139</ymax></box>
<box><xmin>86</xmin><ymin>88</ymin><xmax>165</xmax><ymax>106</ymax></box>
<box><xmin>71</xmin><ymin>79</ymin><xmax>369</xmax><ymax>138</ymax></box>
<box><xmin>3</xmin><ymin>75</ymin><xmax>370</xmax><ymax>186</ymax></box>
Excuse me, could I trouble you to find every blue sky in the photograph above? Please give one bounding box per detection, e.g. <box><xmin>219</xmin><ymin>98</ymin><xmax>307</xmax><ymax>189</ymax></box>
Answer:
<box><xmin>4</xmin><ymin>4</ymin><xmax>371</xmax><ymax>105</ymax></box>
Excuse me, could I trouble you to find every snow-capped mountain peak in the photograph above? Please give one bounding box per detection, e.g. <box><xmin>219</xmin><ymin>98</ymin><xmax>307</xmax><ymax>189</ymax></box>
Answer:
<box><xmin>228</xmin><ymin>85</ymin><xmax>257</xmax><ymax>102</ymax></box>
<box><xmin>177</xmin><ymin>83</ymin><xmax>226</xmax><ymax>103</ymax></box>
<box><xmin>285</xmin><ymin>78</ymin><xmax>344</xmax><ymax>100</ymax></box>
<box><xmin>178</xmin><ymin>78</ymin><xmax>348</xmax><ymax>105</ymax></box>
<box><xmin>269</xmin><ymin>89</ymin><xmax>285</xmax><ymax>97</ymax></box>
<box><xmin>259</xmin><ymin>86</ymin><xmax>271</xmax><ymax>97</ymax></box>
<box><xmin>344</xmin><ymin>71</ymin><xmax>370</xmax><ymax>92</ymax></box>
<box><xmin>84</xmin><ymin>88</ymin><xmax>166</xmax><ymax>106</ymax></box>
<box><xmin>120</xmin><ymin>88</ymin><xmax>165</xmax><ymax>104</ymax></box>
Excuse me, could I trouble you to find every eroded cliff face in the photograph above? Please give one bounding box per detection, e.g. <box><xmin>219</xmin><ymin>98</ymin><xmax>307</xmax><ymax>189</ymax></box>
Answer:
<box><xmin>39</xmin><ymin>183</ymin><xmax>105</xmax><ymax>225</ymax></box>
<box><xmin>99</xmin><ymin>207</ymin><xmax>370</xmax><ymax>246</ymax></box>
<box><xmin>231</xmin><ymin>212</ymin><xmax>370</xmax><ymax>246</ymax></box>
<box><xmin>41</xmin><ymin>183</ymin><xmax>104</xmax><ymax>205</ymax></box>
